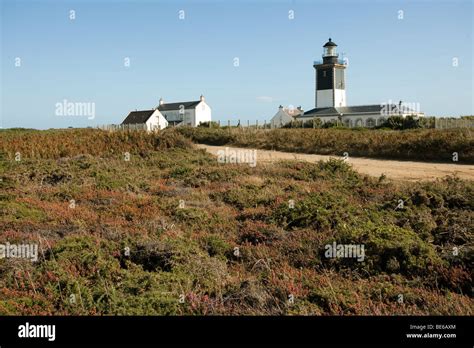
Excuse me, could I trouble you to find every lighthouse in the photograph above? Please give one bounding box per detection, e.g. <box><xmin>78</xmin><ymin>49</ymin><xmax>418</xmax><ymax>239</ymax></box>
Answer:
<box><xmin>313</xmin><ymin>38</ymin><xmax>347</xmax><ymax>108</ymax></box>
<box><xmin>296</xmin><ymin>38</ymin><xmax>424</xmax><ymax>127</ymax></box>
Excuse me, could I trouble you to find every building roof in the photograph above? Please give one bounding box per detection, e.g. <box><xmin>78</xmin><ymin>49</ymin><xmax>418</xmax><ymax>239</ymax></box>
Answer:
<box><xmin>301</xmin><ymin>104</ymin><xmax>420</xmax><ymax>118</ymax></box>
<box><xmin>122</xmin><ymin>110</ymin><xmax>156</xmax><ymax>124</ymax></box>
<box><xmin>274</xmin><ymin>106</ymin><xmax>304</xmax><ymax>118</ymax></box>
<box><xmin>158</xmin><ymin>100</ymin><xmax>201</xmax><ymax>111</ymax></box>
<box><xmin>323</xmin><ymin>38</ymin><xmax>337</xmax><ymax>47</ymax></box>
<box><xmin>284</xmin><ymin>108</ymin><xmax>304</xmax><ymax>117</ymax></box>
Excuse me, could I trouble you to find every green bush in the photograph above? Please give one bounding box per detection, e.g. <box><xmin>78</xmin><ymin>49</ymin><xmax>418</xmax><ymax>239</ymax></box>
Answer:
<box><xmin>336</xmin><ymin>223</ymin><xmax>445</xmax><ymax>276</ymax></box>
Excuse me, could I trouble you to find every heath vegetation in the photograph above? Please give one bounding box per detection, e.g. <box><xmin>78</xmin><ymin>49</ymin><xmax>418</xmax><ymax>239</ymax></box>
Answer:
<box><xmin>0</xmin><ymin>128</ymin><xmax>472</xmax><ymax>315</ymax></box>
<box><xmin>177</xmin><ymin>127</ymin><xmax>474</xmax><ymax>163</ymax></box>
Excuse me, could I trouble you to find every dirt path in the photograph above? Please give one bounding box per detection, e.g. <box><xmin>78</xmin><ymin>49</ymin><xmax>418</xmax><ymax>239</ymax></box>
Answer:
<box><xmin>196</xmin><ymin>144</ymin><xmax>474</xmax><ymax>182</ymax></box>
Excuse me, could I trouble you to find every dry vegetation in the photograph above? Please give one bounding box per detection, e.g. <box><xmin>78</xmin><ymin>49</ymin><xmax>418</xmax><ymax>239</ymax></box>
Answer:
<box><xmin>178</xmin><ymin>127</ymin><xmax>474</xmax><ymax>163</ymax></box>
<box><xmin>0</xmin><ymin>128</ymin><xmax>472</xmax><ymax>315</ymax></box>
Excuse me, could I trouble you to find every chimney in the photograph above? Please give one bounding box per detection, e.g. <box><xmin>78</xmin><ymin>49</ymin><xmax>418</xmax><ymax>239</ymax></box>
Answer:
<box><xmin>200</xmin><ymin>94</ymin><xmax>205</xmax><ymax>102</ymax></box>
<box><xmin>159</xmin><ymin>97</ymin><xmax>164</xmax><ymax>106</ymax></box>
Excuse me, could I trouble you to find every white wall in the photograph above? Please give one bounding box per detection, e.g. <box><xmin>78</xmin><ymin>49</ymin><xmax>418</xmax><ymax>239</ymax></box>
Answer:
<box><xmin>145</xmin><ymin>110</ymin><xmax>168</xmax><ymax>131</ymax></box>
<box><xmin>334</xmin><ymin>89</ymin><xmax>346</xmax><ymax>107</ymax></box>
<box><xmin>316</xmin><ymin>90</ymin><xmax>346</xmax><ymax>108</ymax></box>
<box><xmin>342</xmin><ymin>115</ymin><xmax>385</xmax><ymax>127</ymax></box>
<box><xmin>270</xmin><ymin>109</ymin><xmax>294</xmax><ymax>128</ymax></box>
<box><xmin>195</xmin><ymin>101</ymin><xmax>212</xmax><ymax>126</ymax></box>
<box><xmin>316</xmin><ymin>90</ymin><xmax>333</xmax><ymax>108</ymax></box>
<box><xmin>299</xmin><ymin>114</ymin><xmax>385</xmax><ymax>128</ymax></box>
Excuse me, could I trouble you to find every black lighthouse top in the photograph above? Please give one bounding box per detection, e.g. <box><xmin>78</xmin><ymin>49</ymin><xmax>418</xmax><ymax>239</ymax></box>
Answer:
<box><xmin>323</xmin><ymin>38</ymin><xmax>337</xmax><ymax>48</ymax></box>
<box><xmin>322</xmin><ymin>38</ymin><xmax>339</xmax><ymax>64</ymax></box>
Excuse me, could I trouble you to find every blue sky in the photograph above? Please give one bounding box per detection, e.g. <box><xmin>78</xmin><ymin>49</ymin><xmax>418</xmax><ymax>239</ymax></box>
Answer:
<box><xmin>1</xmin><ymin>0</ymin><xmax>473</xmax><ymax>129</ymax></box>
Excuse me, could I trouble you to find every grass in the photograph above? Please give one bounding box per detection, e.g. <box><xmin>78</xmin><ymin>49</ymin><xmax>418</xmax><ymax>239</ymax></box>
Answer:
<box><xmin>177</xmin><ymin>127</ymin><xmax>474</xmax><ymax>163</ymax></box>
<box><xmin>0</xmin><ymin>128</ymin><xmax>472</xmax><ymax>315</ymax></box>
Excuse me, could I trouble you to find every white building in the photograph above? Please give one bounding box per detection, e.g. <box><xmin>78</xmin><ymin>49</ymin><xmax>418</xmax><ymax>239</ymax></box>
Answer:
<box><xmin>300</xmin><ymin>102</ymin><xmax>424</xmax><ymax>128</ymax></box>
<box><xmin>270</xmin><ymin>105</ymin><xmax>304</xmax><ymax>128</ymax></box>
<box><xmin>121</xmin><ymin>109</ymin><xmax>168</xmax><ymax>131</ymax></box>
<box><xmin>122</xmin><ymin>95</ymin><xmax>212</xmax><ymax>129</ymax></box>
<box><xmin>296</xmin><ymin>38</ymin><xmax>424</xmax><ymax>127</ymax></box>
<box><xmin>157</xmin><ymin>95</ymin><xmax>212</xmax><ymax>127</ymax></box>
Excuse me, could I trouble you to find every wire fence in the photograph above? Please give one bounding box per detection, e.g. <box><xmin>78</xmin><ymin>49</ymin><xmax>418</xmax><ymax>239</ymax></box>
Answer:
<box><xmin>206</xmin><ymin>117</ymin><xmax>474</xmax><ymax>130</ymax></box>
<box><xmin>210</xmin><ymin>120</ymin><xmax>271</xmax><ymax>129</ymax></box>
<box><xmin>97</xmin><ymin>124</ymin><xmax>148</xmax><ymax>131</ymax></box>
<box><xmin>434</xmin><ymin>118</ymin><xmax>474</xmax><ymax>129</ymax></box>
<box><xmin>97</xmin><ymin>117</ymin><xmax>474</xmax><ymax>132</ymax></box>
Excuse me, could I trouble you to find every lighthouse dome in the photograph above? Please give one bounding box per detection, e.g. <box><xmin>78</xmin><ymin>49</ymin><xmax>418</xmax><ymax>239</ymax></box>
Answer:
<box><xmin>323</xmin><ymin>38</ymin><xmax>337</xmax><ymax>47</ymax></box>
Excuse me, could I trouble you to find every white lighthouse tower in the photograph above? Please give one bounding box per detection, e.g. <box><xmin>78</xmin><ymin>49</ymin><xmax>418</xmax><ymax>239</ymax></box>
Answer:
<box><xmin>313</xmin><ymin>38</ymin><xmax>347</xmax><ymax>108</ymax></box>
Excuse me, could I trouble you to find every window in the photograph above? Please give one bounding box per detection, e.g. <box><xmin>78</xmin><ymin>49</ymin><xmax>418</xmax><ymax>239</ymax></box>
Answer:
<box><xmin>366</xmin><ymin>118</ymin><xmax>375</xmax><ymax>128</ymax></box>
<box><xmin>323</xmin><ymin>71</ymin><xmax>327</xmax><ymax>77</ymax></box>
